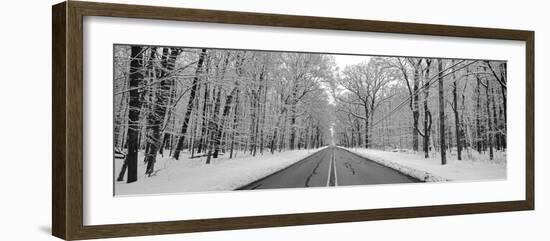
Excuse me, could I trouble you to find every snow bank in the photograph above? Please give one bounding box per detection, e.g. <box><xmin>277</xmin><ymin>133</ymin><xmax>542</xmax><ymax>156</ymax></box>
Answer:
<box><xmin>115</xmin><ymin>147</ymin><xmax>326</xmax><ymax>195</ymax></box>
<box><xmin>343</xmin><ymin>148</ymin><xmax>506</xmax><ymax>182</ymax></box>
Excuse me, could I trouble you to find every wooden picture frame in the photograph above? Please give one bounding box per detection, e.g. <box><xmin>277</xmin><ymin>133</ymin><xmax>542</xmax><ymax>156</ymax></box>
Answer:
<box><xmin>52</xmin><ymin>1</ymin><xmax>534</xmax><ymax>240</ymax></box>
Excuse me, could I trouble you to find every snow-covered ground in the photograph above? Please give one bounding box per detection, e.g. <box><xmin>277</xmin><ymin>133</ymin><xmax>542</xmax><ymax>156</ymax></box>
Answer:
<box><xmin>343</xmin><ymin>147</ymin><xmax>506</xmax><ymax>182</ymax></box>
<box><xmin>115</xmin><ymin>147</ymin><xmax>326</xmax><ymax>195</ymax></box>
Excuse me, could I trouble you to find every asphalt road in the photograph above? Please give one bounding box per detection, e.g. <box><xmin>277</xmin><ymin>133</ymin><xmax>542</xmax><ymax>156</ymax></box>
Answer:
<box><xmin>238</xmin><ymin>146</ymin><xmax>420</xmax><ymax>190</ymax></box>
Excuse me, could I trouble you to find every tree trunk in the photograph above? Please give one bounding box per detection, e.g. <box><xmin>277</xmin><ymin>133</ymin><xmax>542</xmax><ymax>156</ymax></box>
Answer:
<box><xmin>364</xmin><ymin>104</ymin><xmax>370</xmax><ymax>148</ymax></box>
<box><xmin>270</xmin><ymin>108</ymin><xmax>285</xmax><ymax>154</ymax></box>
<box><xmin>438</xmin><ymin>59</ymin><xmax>447</xmax><ymax>165</ymax></box>
<box><xmin>499</xmin><ymin>86</ymin><xmax>507</xmax><ymax>150</ymax></box>
<box><xmin>229</xmin><ymin>90</ymin><xmax>240</xmax><ymax>159</ymax></box>
<box><xmin>121</xmin><ymin>46</ymin><xmax>144</xmax><ymax>183</ymax></box>
<box><xmin>279</xmin><ymin>112</ymin><xmax>288</xmax><ymax>152</ymax></box>
<box><xmin>422</xmin><ymin>60</ymin><xmax>432</xmax><ymax>158</ymax></box>
<box><xmin>475</xmin><ymin>75</ymin><xmax>482</xmax><ymax>153</ymax></box>
<box><xmin>412</xmin><ymin>63</ymin><xmax>421</xmax><ymax>151</ymax></box>
<box><xmin>492</xmin><ymin>86</ymin><xmax>501</xmax><ymax>151</ymax></box>
<box><xmin>143</xmin><ymin>48</ymin><xmax>180</xmax><ymax>176</ymax></box>
<box><xmin>211</xmin><ymin>54</ymin><xmax>231</xmax><ymax>158</ymax></box>
<box><xmin>172</xmin><ymin>49</ymin><xmax>207</xmax><ymax>160</ymax></box>
<box><xmin>355</xmin><ymin>120</ymin><xmax>362</xmax><ymax>147</ymax></box>
<box><xmin>289</xmin><ymin>103</ymin><xmax>297</xmax><ymax>150</ymax></box>
<box><xmin>259</xmin><ymin>84</ymin><xmax>268</xmax><ymax>154</ymax></box>
<box><xmin>252</xmin><ymin>71</ymin><xmax>265</xmax><ymax>155</ymax></box>
<box><xmin>206</xmin><ymin>86</ymin><xmax>223</xmax><ymax>164</ymax></box>
<box><xmin>486</xmin><ymin>79</ymin><xmax>494</xmax><ymax>160</ymax></box>
<box><xmin>213</xmin><ymin>87</ymin><xmax>235</xmax><ymax>158</ymax></box>
<box><xmin>197</xmin><ymin>78</ymin><xmax>211</xmax><ymax>154</ymax></box>
<box><xmin>159</xmin><ymin>74</ymin><xmax>177</xmax><ymax>156</ymax></box>
<box><xmin>452</xmin><ymin>61</ymin><xmax>462</xmax><ymax>160</ymax></box>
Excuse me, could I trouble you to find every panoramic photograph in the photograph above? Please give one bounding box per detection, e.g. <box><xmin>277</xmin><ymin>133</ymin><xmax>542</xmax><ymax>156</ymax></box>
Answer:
<box><xmin>113</xmin><ymin>45</ymin><xmax>507</xmax><ymax>196</ymax></box>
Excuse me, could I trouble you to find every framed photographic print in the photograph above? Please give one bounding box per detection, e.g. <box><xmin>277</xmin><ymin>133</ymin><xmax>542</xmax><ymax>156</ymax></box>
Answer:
<box><xmin>52</xmin><ymin>1</ymin><xmax>534</xmax><ymax>240</ymax></box>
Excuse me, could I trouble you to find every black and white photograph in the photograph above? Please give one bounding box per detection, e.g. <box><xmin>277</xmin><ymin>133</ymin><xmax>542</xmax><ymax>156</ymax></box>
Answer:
<box><xmin>1</xmin><ymin>0</ymin><xmax>544</xmax><ymax>240</ymax></box>
<box><xmin>113</xmin><ymin>45</ymin><xmax>507</xmax><ymax>195</ymax></box>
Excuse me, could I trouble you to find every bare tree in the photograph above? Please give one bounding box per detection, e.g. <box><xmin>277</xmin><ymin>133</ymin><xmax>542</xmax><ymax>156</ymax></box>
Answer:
<box><xmin>119</xmin><ymin>46</ymin><xmax>145</xmax><ymax>183</ymax></box>
<box><xmin>172</xmin><ymin>49</ymin><xmax>207</xmax><ymax>160</ymax></box>
<box><xmin>438</xmin><ymin>59</ymin><xmax>447</xmax><ymax>165</ymax></box>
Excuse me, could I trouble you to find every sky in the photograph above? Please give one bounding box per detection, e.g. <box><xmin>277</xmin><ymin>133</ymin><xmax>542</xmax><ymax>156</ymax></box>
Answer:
<box><xmin>333</xmin><ymin>54</ymin><xmax>371</xmax><ymax>71</ymax></box>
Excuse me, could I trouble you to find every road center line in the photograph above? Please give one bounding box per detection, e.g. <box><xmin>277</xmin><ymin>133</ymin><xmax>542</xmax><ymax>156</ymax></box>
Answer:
<box><xmin>326</xmin><ymin>149</ymin><xmax>333</xmax><ymax>187</ymax></box>
<box><xmin>333</xmin><ymin>149</ymin><xmax>338</xmax><ymax>186</ymax></box>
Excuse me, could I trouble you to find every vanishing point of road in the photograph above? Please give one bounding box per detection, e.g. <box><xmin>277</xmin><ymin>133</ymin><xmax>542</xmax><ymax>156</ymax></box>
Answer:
<box><xmin>238</xmin><ymin>146</ymin><xmax>420</xmax><ymax>190</ymax></box>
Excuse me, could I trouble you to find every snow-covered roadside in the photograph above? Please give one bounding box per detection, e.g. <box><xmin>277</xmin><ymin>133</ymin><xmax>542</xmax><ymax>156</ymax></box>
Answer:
<box><xmin>342</xmin><ymin>148</ymin><xmax>506</xmax><ymax>182</ymax></box>
<box><xmin>115</xmin><ymin>147</ymin><xmax>326</xmax><ymax>195</ymax></box>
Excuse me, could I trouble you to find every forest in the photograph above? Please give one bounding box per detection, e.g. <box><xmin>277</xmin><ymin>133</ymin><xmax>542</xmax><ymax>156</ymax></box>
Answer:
<box><xmin>113</xmin><ymin>45</ymin><xmax>506</xmax><ymax>184</ymax></box>
<box><xmin>331</xmin><ymin>57</ymin><xmax>507</xmax><ymax>164</ymax></box>
<box><xmin>114</xmin><ymin>46</ymin><xmax>334</xmax><ymax>183</ymax></box>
